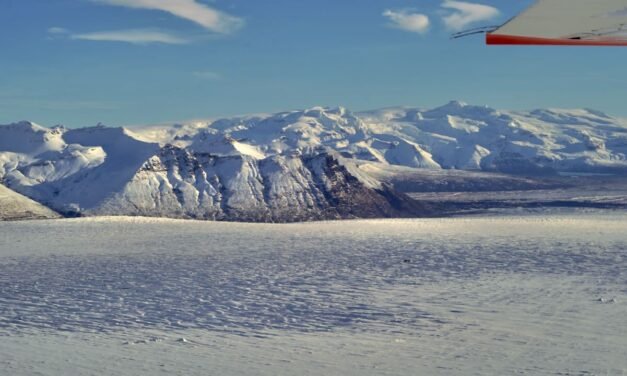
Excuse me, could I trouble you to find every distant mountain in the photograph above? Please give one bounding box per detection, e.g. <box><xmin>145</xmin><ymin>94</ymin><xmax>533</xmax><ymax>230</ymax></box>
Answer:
<box><xmin>1</xmin><ymin>102</ymin><xmax>626</xmax><ymax>221</ymax></box>
<box><xmin>130</xmin><ymin>101</ymin><xmax>627</xmax><ymax>173</ymax></box>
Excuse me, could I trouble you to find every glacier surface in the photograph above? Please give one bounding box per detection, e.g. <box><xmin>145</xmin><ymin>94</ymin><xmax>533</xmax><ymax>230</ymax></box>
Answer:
<box><xmin>0</xmin><ymin>214</ymin><xmax>626</xmax><ymax>375</ymax></box>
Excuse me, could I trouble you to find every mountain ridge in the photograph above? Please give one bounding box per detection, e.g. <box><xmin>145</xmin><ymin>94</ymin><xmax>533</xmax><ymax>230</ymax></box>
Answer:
<box><xmin>1</xmin><ymin>102</ymin><xmax>626</xmax><ymax>221</ymax></box>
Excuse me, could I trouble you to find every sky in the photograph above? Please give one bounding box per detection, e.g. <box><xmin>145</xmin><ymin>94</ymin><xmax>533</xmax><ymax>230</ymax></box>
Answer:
<box><xmin>1</xmin><ymin>0</ymin><xmax>627</xmax><ymax>127</ymax></box>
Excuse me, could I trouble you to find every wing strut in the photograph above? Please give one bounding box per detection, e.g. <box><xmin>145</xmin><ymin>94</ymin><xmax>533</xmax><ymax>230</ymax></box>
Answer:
<box><xmin>451</xmin><ymin>26</ymin><xmax>500</xmax><ymax>39</ymax></box>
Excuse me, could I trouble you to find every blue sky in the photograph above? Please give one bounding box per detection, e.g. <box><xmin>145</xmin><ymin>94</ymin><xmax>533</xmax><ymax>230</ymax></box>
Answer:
<box><xmin>1</xmin><ymin>0</ymin><xmax>626</xmax><ymax>127</ymax></box>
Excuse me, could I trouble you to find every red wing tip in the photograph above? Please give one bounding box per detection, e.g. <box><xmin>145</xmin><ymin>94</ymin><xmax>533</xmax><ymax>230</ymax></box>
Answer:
<box><xmin>486</xmin><ymin>33</ymin><xmax>627</xmax><ymax>46</ymax></box>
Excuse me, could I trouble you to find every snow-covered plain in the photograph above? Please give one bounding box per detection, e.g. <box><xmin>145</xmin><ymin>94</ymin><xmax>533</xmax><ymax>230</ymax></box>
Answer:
<box><xmin>1</xmin><ymin>214</ymin><xmax>626</xmax><ymax>375</ymax></box>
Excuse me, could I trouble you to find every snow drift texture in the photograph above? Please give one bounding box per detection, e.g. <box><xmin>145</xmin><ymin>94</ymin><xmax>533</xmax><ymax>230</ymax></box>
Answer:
<box><xmin>1</xmin><ymin>102</ymin><xmax>626</xmax><ymax>220</ymax></box>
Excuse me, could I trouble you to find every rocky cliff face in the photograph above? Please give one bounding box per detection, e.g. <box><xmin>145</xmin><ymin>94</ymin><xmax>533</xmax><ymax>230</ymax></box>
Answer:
<box><xmin>91</xmin><ymin>147</ymin><xmax>427</xmax><ymax>221</ymax></box>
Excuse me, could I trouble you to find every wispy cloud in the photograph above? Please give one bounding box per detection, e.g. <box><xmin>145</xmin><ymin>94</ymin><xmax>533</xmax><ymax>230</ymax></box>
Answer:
<box><xmin>383</xmin><ymin>9</ymin><xmax>430</xmax><ymax>34</ymax></box>
<box><xmin>440</xmin><ymin>1</ymin><xmax>500</xmax><ymax>31</ymax></box>
<box><xmin>47</xmin><ymin>27</ymin><xmax>69</xmax><ymax>35</ymax></box>
<box><xmin>92</xmin><ymin>0</ymin><xmax>244</xmax><ymax>34</ymax></box>
<box><xmin>70</xmin><ymin>29</ymin><xmax>189</xmax><ymax>45</ymax></box>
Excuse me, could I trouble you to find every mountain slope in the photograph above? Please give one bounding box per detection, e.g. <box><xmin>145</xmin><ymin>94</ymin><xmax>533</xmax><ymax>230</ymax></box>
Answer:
<box><xmin>0</xmin><ymin>184</ymin><xmax>59</xmax><ymax>221</ymax></box>
<box><xmin>86</xmin><ymin>148</ymin><xmax>428</xmax><ymax>221</ymax></box>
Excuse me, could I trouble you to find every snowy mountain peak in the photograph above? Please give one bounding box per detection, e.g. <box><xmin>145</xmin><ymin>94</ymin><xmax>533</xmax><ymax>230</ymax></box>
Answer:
<box><xmin>443</xmin><ymin>100</ymin><xmax>468</xmax><ymax>109</ymax></box>
<box><xmin>302</xmin><ymin>106</ymin><xmax>349</xmax><ymax>118</ymax></box>
<box><xmin>423</xmin><ymin>101</ymin><xmax>497</xmax><ymax>119</ymax></box>
<box><xmin>0</xmin><ymin>121</ymin><xmax>66</xmax><ymax>155</ymax></box>
<box><xmin>431</xmin><ymin>101</ymin><xmax>475</xmax><ymax>114</ymax></box>
<box><xmin>10</xmin><ymin>120</ymin><xmax>47</xmax><ymax>131</ymax></box>
<box><xmin>3</xmin><ymin>101</ymin><xmax>627</xmax><ymax>176</ymax></box>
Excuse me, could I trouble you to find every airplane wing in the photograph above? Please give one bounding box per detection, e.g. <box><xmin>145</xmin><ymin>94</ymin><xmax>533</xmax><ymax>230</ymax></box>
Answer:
<box><xmin>487</xmin><ymin>0</ymin><xmax>627</xmax><ymax>45</ymax></box>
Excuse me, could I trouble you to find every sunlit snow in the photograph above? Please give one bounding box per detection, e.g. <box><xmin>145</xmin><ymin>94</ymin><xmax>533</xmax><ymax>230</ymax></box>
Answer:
<box><xmin>1</xmin><ymin>214</ymin><xmax>626</xmax><ymax>375</ymax></box>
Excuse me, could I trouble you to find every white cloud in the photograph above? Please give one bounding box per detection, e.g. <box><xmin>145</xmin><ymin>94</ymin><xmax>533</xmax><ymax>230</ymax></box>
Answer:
<box><xmin>383</xmin><ymin>9</ymin><xmax>430</xmax><ymax>34</ymax></box>
<box><xmin>93</xmin><ymin>0</ymin><xmax>244</xmax><ymax>34</ymax></box>
<box><xmin>441</xmin><ymin>1</ymin><xmax>500</xmax><ymax>31</ymax></box>
<box><xmin>71</xmin><ymin>29</ymin><xmax>190</xmax><ymax>45</ymax></box>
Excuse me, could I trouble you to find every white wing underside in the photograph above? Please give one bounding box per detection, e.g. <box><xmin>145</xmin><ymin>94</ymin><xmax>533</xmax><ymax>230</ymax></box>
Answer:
<box><xmin>493</xmin><ymin>0</ymin><xmax>627</xmax><ymax>39</ymax></box>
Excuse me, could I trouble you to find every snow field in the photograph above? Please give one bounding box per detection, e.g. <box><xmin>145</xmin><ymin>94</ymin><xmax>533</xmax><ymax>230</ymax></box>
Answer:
<box><xmin>1</xmin><ymin>214</ymin><xmax>626</xmax><ymax>375</ymax></box>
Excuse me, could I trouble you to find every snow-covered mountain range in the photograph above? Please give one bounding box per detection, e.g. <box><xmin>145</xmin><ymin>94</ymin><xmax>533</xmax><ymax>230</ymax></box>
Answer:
<box><xmin>1</xmin><ymin>101</ymin><xmax>626</xmax><ymax>221</ymax></box>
